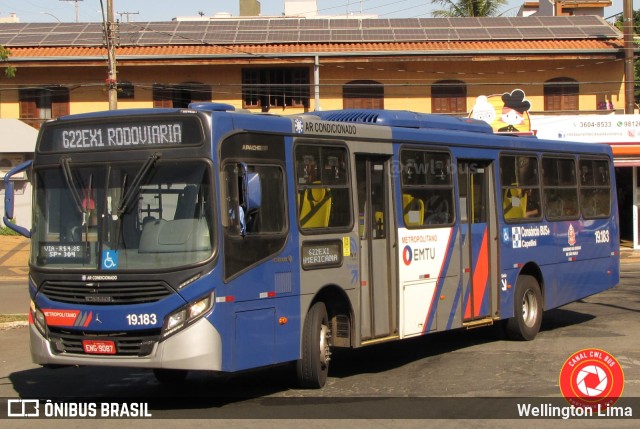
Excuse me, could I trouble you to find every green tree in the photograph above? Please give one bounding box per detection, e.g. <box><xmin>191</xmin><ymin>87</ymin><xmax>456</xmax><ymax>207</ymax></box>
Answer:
<box><xmin>430</xmin><ymin>0</ymin><xmax>509</xmax><ymax>17</ymax></box>
<box><xmin>615</xmin><ymin>11</ymin><xmax>640</xmax><ymax>104</ymax></box>
<box><xmin>1</xmin><ymin>44</ymin><xmax>16</xmax><ymax>78</ymax></box>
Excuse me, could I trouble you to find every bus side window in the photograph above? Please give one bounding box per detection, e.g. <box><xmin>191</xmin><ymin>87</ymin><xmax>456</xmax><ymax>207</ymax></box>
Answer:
<box><xmin>400</xmin><ymin>149</ymin><xmax>454</xmax><ymax>227</ymax></box>
<box><xmin>500</xmin><ymin>155</ymin><xmax>541</xmax><ymax>221</ymax></box>
<box><xmin>295</xmin><ymin>144</ymin><xmax>351</xmax><ymax>230</ymax></box>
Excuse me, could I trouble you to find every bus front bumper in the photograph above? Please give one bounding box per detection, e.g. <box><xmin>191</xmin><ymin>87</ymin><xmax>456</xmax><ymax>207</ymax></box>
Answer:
<box><xmin>30</xmin><ymin>317</ymin><xmax>222</xmax><ymax>371</ymax></box>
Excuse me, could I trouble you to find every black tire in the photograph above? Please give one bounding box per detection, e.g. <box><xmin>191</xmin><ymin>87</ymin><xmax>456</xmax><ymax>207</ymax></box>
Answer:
<box><xmin>297</xmin><ymin>302</ymin><xmax>331</xmax><ymax>388</ymax></box>
<box><xmin>506</xmin><ymin>274</ymin><xmax>543</xmax><ymax>341</ymax></box>
<box><xmin>153</xmin><ymin>368</ymin><xmax>188</xmax><ymax>384</ymax></box>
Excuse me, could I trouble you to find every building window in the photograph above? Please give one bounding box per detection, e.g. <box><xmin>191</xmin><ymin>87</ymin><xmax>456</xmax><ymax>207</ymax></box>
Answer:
<box><xmin>242</xmin><ymin>67</ymin><xmax>309</xmax><ymax>110</ymax></box>
<box><xmin>343</xmin><ymin>80</ymin><xmax>384</xmax><ymax>109</ymax></box>
<box><xmin>431</xmin><ymin>80</ymin><xmax>467</xmax><ymax>114</ymax></box>
<box><xmin>153</xmin><ymin>82</ymin><xmax>211</xmax><ymax>108</ymax></box>
<box><xmin>19</xmin><ymin>86</ymin><xmax>70</xmax><ymax>129</ymax></box>
<box><xmin>117</xmin><ymin>81</ymin><xmax>135</xmax><ymax>99</ymax></box>
<box><xmin>544</xmin><ymin>78</ymin><xmax>578</xmax><ymax>112</ymax></box>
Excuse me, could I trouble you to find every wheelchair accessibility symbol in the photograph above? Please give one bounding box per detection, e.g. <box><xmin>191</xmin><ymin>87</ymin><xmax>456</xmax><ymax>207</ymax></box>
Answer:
<box><xmin>102</xmin><ymin>250</ymin><xmax>118</xmax><ymax>270</ymax></box>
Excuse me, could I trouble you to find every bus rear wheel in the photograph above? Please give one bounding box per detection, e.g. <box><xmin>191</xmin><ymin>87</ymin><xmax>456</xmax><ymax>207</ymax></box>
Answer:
<box><xmin>506</xmin><ymin>275</ymin><xmax>542</xmax><ymax>341</ymax></box>
<box><xmin>297</xmin><ymin>301</ymin><xmax>331</xmax><ymax>388</ymax></box>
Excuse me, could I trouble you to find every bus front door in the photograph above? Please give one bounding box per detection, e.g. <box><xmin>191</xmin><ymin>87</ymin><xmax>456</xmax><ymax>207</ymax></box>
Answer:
<box><xmin>458</xmin><ymin>160</ymin><xmax>498</xmax><ymax>323</ymax></box>
<box><xmin>356</xmin><ymin>155</ymin><xmax>396</xmax><ymax>341</ymax></box>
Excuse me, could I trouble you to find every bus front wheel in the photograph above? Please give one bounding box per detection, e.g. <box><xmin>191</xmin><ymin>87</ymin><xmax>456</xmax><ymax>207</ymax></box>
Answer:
<box><xmin>297</xmin><ymin>301</ymin><xmax>331</xmax><ymax>388</ymax></box>
<box><xmin>506</xmin><ymin>275</ymin><xmax>542</xmax><ymax>341</ymax></box>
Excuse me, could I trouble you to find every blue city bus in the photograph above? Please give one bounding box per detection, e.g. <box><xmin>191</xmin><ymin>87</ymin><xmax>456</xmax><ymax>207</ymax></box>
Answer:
<box><xmin>4</xmin><ymin>103</ymin><xmax>619</xmax><ymax>388</ymax></box>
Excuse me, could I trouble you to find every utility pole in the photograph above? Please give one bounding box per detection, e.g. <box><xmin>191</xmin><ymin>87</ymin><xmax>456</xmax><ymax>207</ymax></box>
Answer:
<box><xmin>60</xmin><ymin>0</ymin><xmax>83</xmax><ymax>23</ymax></box>
<box><xmin>103</xmin><ymin>0</ymin><xmax>118</xmax><ymax>110</ymax></box>
<box><xmin>623</xmin><ymin>0</ymin><xmax>635</xmax><ymax>114</ymax></box>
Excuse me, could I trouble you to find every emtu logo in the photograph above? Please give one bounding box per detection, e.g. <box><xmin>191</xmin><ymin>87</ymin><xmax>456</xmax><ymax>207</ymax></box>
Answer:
<box><xmin>559</xmin><ymin>348</ymin><xmax>624</xmax><ymax>410</ymax></box>
<box><xmin>402</xmin><ymin>245</ymin><xmax>413</xmax><ymax>266</ymax></box>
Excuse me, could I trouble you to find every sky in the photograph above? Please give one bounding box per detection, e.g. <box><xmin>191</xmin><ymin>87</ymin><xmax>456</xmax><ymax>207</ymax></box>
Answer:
<box><xmin>0</xmin><ymin>0</ymin><xmax>635</xmax><ymax>23</ymax></box>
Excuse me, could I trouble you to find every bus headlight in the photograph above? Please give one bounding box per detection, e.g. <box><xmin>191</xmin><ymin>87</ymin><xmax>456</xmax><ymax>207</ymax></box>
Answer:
<box><xmin>162</xmin><ymin>293</ymin><xmax>214</xmax><ymax>339</ymax></box>
<box><xmin>30</xmin><ymin>301</ymin><xmax>47</xmax><ymax>337</ymax></box>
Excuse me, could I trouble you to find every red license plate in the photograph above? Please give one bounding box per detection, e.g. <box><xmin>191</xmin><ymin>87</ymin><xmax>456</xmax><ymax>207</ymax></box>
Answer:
<box><xmin>82</xmin><ymin>340</ymin><xmax>116</xmax><ymax>355</ymax></box>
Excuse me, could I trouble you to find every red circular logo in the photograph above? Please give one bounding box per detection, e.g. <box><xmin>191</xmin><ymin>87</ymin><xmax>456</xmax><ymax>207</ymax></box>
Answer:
<box><xmin>559</xmin><ymin>348</ymin><xmax>624</xmax><ymax>410</ymax></box>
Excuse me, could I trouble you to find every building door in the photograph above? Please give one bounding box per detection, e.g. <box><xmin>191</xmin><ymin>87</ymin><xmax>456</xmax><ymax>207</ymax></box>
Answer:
<box><xmin>356</xmin><ymin>155</ymin><xmax>396</xmax><ymax>340</ymax></box>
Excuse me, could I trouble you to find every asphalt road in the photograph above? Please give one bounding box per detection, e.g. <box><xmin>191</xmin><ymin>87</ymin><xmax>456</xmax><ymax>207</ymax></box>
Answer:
<box><xmin>0</xmin><ymin>262</ymin><xmax>638</xmax><ymax>427</ymax></box>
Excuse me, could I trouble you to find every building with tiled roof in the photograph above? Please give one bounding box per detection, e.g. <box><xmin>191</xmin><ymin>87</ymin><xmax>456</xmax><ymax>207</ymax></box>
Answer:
<box><xmin>0</xmin><ymin>15</ymin><xmax>627</xmax><ymax>124</ymax></box>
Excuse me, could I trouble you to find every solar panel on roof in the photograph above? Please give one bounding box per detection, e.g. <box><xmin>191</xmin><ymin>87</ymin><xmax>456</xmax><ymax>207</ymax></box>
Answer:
<box><xmin>299</xmin><ymin>30</ymin><xmax>328</xmax><ymax>42</ymax></box>
<box><xmin>269</xmin><ymin>18</ymin><xmax>300</xmax><ymax>28</ymax></box>
<box><xmin>202</xmin><ymin>31</ymin><xmax>236</xmax><ymax>43</ymax></box>
<box><xmin>235</xmin><ymin>31</ymin><xmax>268</xmax><ymax>43</ymax></box>
<box><xmin>509</xmin><ymin>17</ymin><xmax>543</xmax><ymax>27</ymax></box>
<box><xmin>330</xmin><ymin>19</ymin><xmax>359</xmax><ymax>29</ymax></box>
<box><xmin>424</xmin><ymin>28</ymin><xmax>457</xmax><ymax>40</ymax></box>
<box><xmin>172</xmin><ymin>32</ymin><xmax>206</xmax><ymax>42</ymax></box>
<box><xmin>536</xmin><ymin>16</ymin><xmax>573</xmax><ymax>26</ymax></box>
<box><xmin>517</xmin><ymin>27</ymin><xmax>554</xmax><ymax>39</ymax></box>
<box><xmin>392</xmin><ymin>18</ymin><xmax>421</xmax><ymax>28</ymax></box>
<box><xmin>547</xmin><ymin>26</ymin><xmax>587</xmax><ymax>38</ymax></box>
<box><xmin>456</xmin><ymin>28</ymin><xmax>490</xmax><ymax>40</ymax></box>
<box><xmin>74</xmin><ymin>33</ymin><xmax>104</xmax><ymax>45</ymax></box>
<box><xmin>362</xmin><ymin>19</ymin><xmax>390</xmax><ymax>28</ymax></box>
<box><xmin>331</xmin><ymin>29</ymin><xmax>362</xmax><ymax>41</ymax></box>
<box><xmin>448</xmin><ymin>17</ymin><xmax>482</xmax><ymax>28</ymax></box>
<box><xmin>393</xmin><ymin>28</ymin><xmax>426</xmax><ymax>41</ymax></box>
<box><xmin>0</xmin><ymin>16</ymin><xmax>622</xmax><ymax>48</ymax></box>
<box><xmin>419</xmin><ymin>18</ymin><xmax>450</xmax><ymax>28</ymax></box>
<box><xmin>137</xmin><ymin>34</ymin><xmax>174</xmax><ymax>44</ymax></box>
<box><xmin>42</xmin><ymin>33</ymin><xmax>80</xmax><ymax>45</ymax></box>
<box><xmin>487</xmin><ymin>27</ymin><xmax>522</xmax><ymax>39</ymax></box>
<box><xmin>299</xmin><ymin>19</ymin><xmax>329</xmax><ymax>29</ymax></box>
<box><xmin>362</xmin><ymin>29</ymin><xmax>393</xmax><ymax>41</ymax></box>
<box><xmin>581</xmin><ymin>26</ymin><xmax>620</xmax><ymax>38</ymax></box>
<box><xmin>567</xmin><ymin>15</ymin><xmax>604</xmax><ymax>25</ymax></box>
<box><xmin>267</xmin><ymin>30</ymin><xmax>300</xmax><ymax>43</ymax></box>
<box><xmin>479</xmin><ymin>17</ymin><xmax>512</xmax><ymax>28</ymax></box>
<box><xmin>9</xmin><ymin>34</ymin><xmax>46</xmax><ymax>46</ymax></box>
<box><xmin>237</xmin><ymin>20</ymin><xmax>269</xmax><ymax>30</ymax></box>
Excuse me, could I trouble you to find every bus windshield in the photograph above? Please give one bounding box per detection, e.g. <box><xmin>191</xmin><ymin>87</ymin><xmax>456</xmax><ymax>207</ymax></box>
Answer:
<box><xmin>31</xmin><ymin>160</ymin><xmax>214</xmax><ymax>270</ymax></box>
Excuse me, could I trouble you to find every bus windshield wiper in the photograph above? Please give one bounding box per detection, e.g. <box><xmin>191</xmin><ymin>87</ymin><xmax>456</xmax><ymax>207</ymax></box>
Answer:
<box><xmin>116</xmin><ymin>153</ymin><xmax>160</xmax><ymax>216</ymax></box>
<box><xmin>60</xmin><ymin>157</ymin><xmax>84</xmax><ymax>215</ymax></box>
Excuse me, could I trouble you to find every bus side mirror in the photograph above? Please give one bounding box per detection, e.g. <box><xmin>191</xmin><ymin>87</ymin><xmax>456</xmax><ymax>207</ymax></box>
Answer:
<box><xmin>3</xmin><ymin>160</ymin><xmax>32</xmax><ymax>238</ymax></box>
<box><xmin>238</xmin><ymin>163</ymin><xmax>261</xmax><ymax>237</ymax></box>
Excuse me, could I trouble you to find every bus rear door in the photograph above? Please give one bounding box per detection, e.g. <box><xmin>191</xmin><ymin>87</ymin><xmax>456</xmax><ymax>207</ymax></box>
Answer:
<box><xmin>356</xmin><ymin>155</ymin><xmax>397</xmax><ymax>341</ymax></box>
<box><xmin>458</xmin><ymin>159</ymin><xmax>499</xmax><ymax>324</ymax></box>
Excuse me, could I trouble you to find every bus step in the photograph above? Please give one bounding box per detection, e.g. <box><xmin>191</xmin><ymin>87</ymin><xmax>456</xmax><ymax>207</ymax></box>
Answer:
<box><xmin>361</xmin><ymin>335</ymin><xmax>400</xmax><ymax>346</ymax></box>
<box><xmin>462</xmin><ymin>318</ymin><xmax>495</xmax><ymax>330</ymax></box>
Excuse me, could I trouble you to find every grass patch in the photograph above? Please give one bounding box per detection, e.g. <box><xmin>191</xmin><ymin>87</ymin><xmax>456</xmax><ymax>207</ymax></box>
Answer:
<box><xmin>0</xmin><ymin>314</ymin><xmax>28</xmax><ymax>323</ymax></box>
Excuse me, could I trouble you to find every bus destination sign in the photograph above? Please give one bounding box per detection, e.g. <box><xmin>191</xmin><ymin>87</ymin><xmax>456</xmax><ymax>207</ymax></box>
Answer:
<box><xmin>301</xmin><ymin>240</ymin><xmax>343</xmax><ymax>270</ymax></box>
<box><xmin>39</xmin><ymin>116</ymin><xmax>205</xmax><ymax>152</ymax></box>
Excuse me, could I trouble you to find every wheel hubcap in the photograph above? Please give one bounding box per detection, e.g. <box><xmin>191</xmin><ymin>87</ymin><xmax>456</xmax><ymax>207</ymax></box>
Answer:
<box><xmin>522</xmin><ymin>289</ymin><xmax>538</xmax><ymax>327</ymax></box>
<box><xmin>319</xmin><ymin>324</ymin><xmax>331</xmax><ymax>367</ymax></box>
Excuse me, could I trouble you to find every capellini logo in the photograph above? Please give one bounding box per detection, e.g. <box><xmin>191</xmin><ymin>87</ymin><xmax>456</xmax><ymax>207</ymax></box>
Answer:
<box><xmin>559</xmin><ymin>348</ymin><xmax>624</xmax><ymax>411</ymax></box>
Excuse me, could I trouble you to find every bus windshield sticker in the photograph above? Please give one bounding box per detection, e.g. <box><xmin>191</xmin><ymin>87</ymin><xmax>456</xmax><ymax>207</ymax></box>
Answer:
<box><xmin>102</xmin><ymin>250</ymin><xmax>119</xmax><ymax>270</ymax></box>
